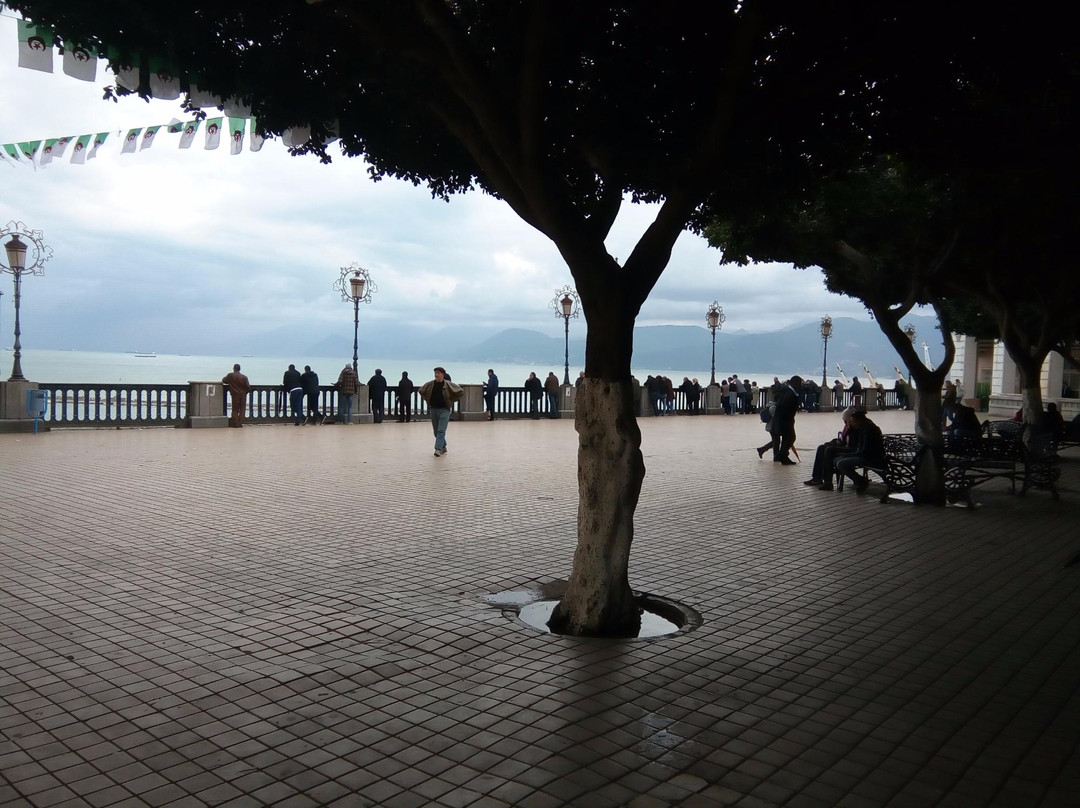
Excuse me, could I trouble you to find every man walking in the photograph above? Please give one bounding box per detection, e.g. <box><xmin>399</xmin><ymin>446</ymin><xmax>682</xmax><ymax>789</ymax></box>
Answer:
<box><xmin>483</xmin><ymin>369</ymin><xmax>499</xmax><ymax>421</ymax></box>
<box><xmin>420</xmin><ymin>367</ymin><xmax>463</xmax><ymax>456</ymax></box>
<box><xmin>222</xmin><ymin>363</ymin><xmax>251</xmax><ymax>428</ymax></box>
<box><xmin>772</xmin><ymin>375</ymin><xmax>803</xmax><ymax>465</ymax></box>
<box><xmin>336</xmin><ymin>364</ymin><xmax>360</xmax><ymax>423</ymax></box>
<box><xmin>283</xmin><ymin>364</ymin><xmax>304</xmax><ymax>426</ymax></box>
<box><xmin>367</xmin><ymin>368</ymin><xmax>388</xmax><ymax>423</ymax></box>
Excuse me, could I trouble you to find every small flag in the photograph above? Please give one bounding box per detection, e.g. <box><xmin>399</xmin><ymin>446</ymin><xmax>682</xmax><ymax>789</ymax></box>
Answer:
<box><xmin>228</xmin><ymin>118</ymin><xmax>246</xmax><ymax>155</ymax></box>
<box><xmin>62</xmin><ymin>42</ymin><xmax>97</xmax><ymax>81</ymax></box>
<box><xmin>114</xmin><ymin>63</ymin><xmax>139</xmax><ymax>91</ymax></box>
<box><xmin>224</xmin><ymin>98</ymin><xmax>251</xmax><ymax>118</ymax></box>
<box><xmin>148</xmin><ymin>57</ymin><xmax>180</xmax><ymax>100</ymax></box>
<box><xmin>88</xmin><ymin>132</ymin><xmax>109</xmax><ymax>160</ymax></box>
<box><xmin>178</xmin><ymin>120</ymin><xmax>201</xmax><ymax>149</ymax></box>
<box><xmin>140</xmin><ymin>125</ymin><xmax>162</xmax><ymax>150</ymax></box>
<box><xmin>70</xmin><ymin>134</ymin><xmax>92</xmax><ymax>164</ymax></box>
<box><xmin>18</xmin><ymin>20</ymin><xmax>53</xmax><ymax>73</ymax></box>
<box><xmin>166</xmin><ymin>118</ymin><xmax>184</xmax><ymax>134</ymax></box>
<box><xmin>52</xmin><ymin>136</ymin><xmax>73</xmax><ymax>159</ymax></box>
<box><xmin>204</xmin><ymin>117</ymin><xmax>222</xmax><ymax>150</ymax></box>
<box><xmin>3</xmin><ymin>144</ymin><xmax>22</xmax><ymax>162</ymax></box>
<box><xmin>187</xmin><ymin>84</ymin><xmax>221</xmax><ymax>108</ymax></box>
<box><xmin>18</xmin><ymin>141</ymin><xmax>42</xmax><ymax>162</ymax></box>
<box><xmin>121</xmin><ymin>128</ymin><xmax>142</xmax><ymax>154</ymax></box>
<box><xmin>282</xmin><ymin>126</ymin><xmax>310</xmax><ymax>148</ymax></box>
<box><xmin>249</xmin><ymin>118</ymin><xmax>265</xmax><ymax>152</ymax></box>
<box><xmin>39</xmin><ymin>138</ymin><xmax>60</xmax><ymax>166</ymax></box>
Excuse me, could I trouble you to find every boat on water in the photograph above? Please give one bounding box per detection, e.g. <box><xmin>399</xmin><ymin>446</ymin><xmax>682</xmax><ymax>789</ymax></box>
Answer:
<box><xmin>133</xmin><ymin>351</ymin><xmax>157</xmax><ymax>358</ymax></box>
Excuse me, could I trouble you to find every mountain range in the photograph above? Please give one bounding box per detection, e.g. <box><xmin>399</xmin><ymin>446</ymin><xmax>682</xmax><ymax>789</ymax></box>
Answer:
<box><xmin>301</xmin><ymin>314</ymin><xmax>945</xmax><ymax>381</ymax></box>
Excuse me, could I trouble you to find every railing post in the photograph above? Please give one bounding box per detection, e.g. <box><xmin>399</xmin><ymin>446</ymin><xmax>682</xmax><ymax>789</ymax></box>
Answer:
<box><xmin>184</xmin><ymin>381</ymin><xmax>228</xmax><ymax>428</ymax></box>
<box><xmin>0</xmin><ymin>379</ymin><xmax>43</xmax><ymax>433</ymax></box>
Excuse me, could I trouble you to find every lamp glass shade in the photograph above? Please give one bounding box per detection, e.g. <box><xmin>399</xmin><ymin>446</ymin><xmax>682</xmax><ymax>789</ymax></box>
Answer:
<box><xmin>349</xmin><ymin>275</ymin><xmax>366</xmax><ymax>300</ymax></box>
<box><xmin>4</xmin><ymin>235</ymin><xmax>27</xmax><ymax>271</ymax></box>
<box><xmin>821</xmin><ymin>318</ymin><xmax>833</xmax><ymax>338</ymax></box>
<box><xmin>903</xmin><ymin>325</ymin><xmax>917</xmax><ymax>343</ymax></box>
<box><xmin>560</xmin><ymin>294</ymin><xmax>573</xmax><ymax>317</ymax></box>
<box><xmin>707</xmin><ymin>309</ymin><xmax>720</xmax><ymax>329</ymax></box>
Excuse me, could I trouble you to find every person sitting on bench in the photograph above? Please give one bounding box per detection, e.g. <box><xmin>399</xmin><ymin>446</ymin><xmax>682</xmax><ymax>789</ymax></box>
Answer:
<box><xmin>835</xmin><ymin>410</ymin><xmax>886</xmax><ymax>493</ymax></box>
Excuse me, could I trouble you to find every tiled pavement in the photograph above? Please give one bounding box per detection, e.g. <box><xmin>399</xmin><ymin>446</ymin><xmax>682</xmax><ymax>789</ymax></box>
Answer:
<box><xmin>1</xmin><ymin>410</ymin><xmax>1078</xmax><ymax>808</ymax></box>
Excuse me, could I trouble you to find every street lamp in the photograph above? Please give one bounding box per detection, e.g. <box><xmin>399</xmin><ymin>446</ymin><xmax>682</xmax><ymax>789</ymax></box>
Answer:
<box><xmin>334</xmin><ymin>264</ymin><xmax>376</xmax><ymax>376</ymax></box>
<box><xmin>549</xmin><ymin>286</ymin><xmax>579</xmax><ymax>385</ymax></box>
<box><xmin>1</xmin><ymin>222</ymin><xmax>53</xmax><ymax>381</ymax></box>
<box><xmin>705</xmin><ymin>301</ymin><xmax>725</xmax><ymax>386</ymax></box>
<box><xmin>820</xmin><ymin>315</ymin><xmax>833</xmax><ymax>390</ymax></box>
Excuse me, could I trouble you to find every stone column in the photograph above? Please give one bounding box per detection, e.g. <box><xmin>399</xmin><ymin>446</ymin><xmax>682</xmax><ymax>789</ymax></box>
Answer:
<box><xmin>460</xmin><ymin>383</ymin><xmax>486</xmax><ymax>421</ymax></box>
<box><xmin>0</xmin><ymin>379</ymin><xmax>49</xmax><ymax>433</ymax></box>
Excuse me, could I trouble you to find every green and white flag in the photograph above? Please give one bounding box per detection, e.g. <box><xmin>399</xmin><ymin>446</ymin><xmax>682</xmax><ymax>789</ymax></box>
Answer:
<box><xmin>70</xmin><ymin>134</ymin><xmax>92</xmax><ymax>165</ymax></box>
<box><xmin>228</xmin><ymin>118</ymin><xmax>246</xmax><ymax>155</ymax></box>
<box><xmin>52</xmin><ymin>136</ymin><xmax>74</xmax><ymax>159</ymax></box>
<box><xmin>248</xmin><ymin>118</ymin><xmax>265</xmax><ymax>152</ymax></box>
<box><xmin>62</xmin><ymin>42</ymin><xmax>97</xmax><ymax>81</ymax></box>
<box><xmin>18</xmin><ymin>20</ymin><xmax>53</xmax><ymax>73</ymax></box>
<box><xmin>88</xmin><ymin>132</ymin><xmax>109</xmax><ymax>160</ymax></box>
<box><xmin>3</xmin><ymin>143</ymin><xmax>22</xmax><ymax>162</ymax></box>
<box><xmin>204</xmin><ymin>117</ymin><xmax>223</xmax><ymax>150</ymax></box>
<box><xmin>39</xmin><ymin>138</ymin><xmax>60</xmax><ymax>166</ymax></box>
<box><xmin>121</xmin><ymin>128</ymin><xmax>141</xmax><ymax>154</ymax></box>
<box><xmin>18</xmin><ymin>141</ymin><xmax>42</xmax><ymax>162</ymax></box>
<box><xmin>178</xmin><ymin>119</ymin><xmax>200</xmax><ymax>149</ymax></box>
<box><xmin>140</xmin><ymin>125</ymin><xmax>162</xmax><ymax>150</ymax></box>
<box><xmin>114</xmin><ymin>63</ymin><xmax>139</xmax><ymax>91</ymax></box>
<box><xmin>282</xmin><ymin>126</ymin><xmax>310</xmax><ymax>148</ymax></box>
<box><xmin>148</xmin><ymin>57</ymin><xmax>180</xmax><ymax>100</ymax></box>
<box><xmin>187</xmin><ymin>83</ymin><xmax>221</xmax><ymax>108</ymax></box>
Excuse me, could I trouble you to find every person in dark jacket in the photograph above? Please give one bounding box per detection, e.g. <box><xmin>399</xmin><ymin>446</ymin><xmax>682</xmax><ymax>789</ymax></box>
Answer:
<box><xmin>336</xmin><ymin>364</ymin><xmax>360</xmax><ymax>424</ymax></box>
<box><xmin>483</xmin><ymin>369</ymin><xmax>499</xmax><ymax>420</ymax></box>
<box><xmin>300</xmin><ymin>365</ymin><xmax>321</xmax><ymax>424</ymax></box>
<box><xmin>545</xmin><ymin>372</ymin><xmax>561</xmax><ymax>418</ymax></box>
<box><xmin>771</xmin><ymin>376</ymin><xmax>803</xmax><ymax>465</ymax></box>
<box><xmin>644</xmin><ymin>375</ymin><xmax>663</xmax><ymax>416</ymax></box>
<box><xmin>396</xmin><ymin>371</ymin><xmax>416</xmax><ymax>422</ymax></box>
<box><xmin>947</xmin><ymin>398</ymin><xmax>982</xmax><ymax>438</ymax></box>
<box><xmin>367</xmin><ymin>369</ymin><xmax>388</xmax><ymax>423</ymax></box>
<box><xmin>835</xmin><ymin>410</ymin><xmax>886</xmax><ymax>493</ymax></box>
<box><xmin>283</xmin><ymin>364</ymin><xmax>304</xmax><ymax>426</ymax></box>
<box><xmin>524</xmin><ymin>372</ymin><xmax>544</xmax><ymax>419</ymax></box>
<box><xmin>807</xmin><ymin>407</ymin><xmax>858</xmax><ymax>490</ymax></box>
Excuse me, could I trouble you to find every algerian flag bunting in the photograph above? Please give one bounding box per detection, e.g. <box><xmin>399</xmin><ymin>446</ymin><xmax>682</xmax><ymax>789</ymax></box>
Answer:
<box><xmin>228</xmin><ymin>118</ymin><xmax>246</xmax><ymax>155</ymax></box>
<box><xmin>18</xmin><ymin>141</ymin><xmax>42</xmax><ymax>162</ymax></box>
<box><xmin>39</xmin><ymin>138</ymin><xmax>59</xmax><ymax>166</ymax></box>
<box><xmin>122</xmin><ymin>128</ymin><xmax>142</xmax><ymax>154</ymax></box>
<box><xmin>249</xmin><ymin>118</ymin><xmax>265</xmax><ymax>152</ymax></box>
<box><xmin>62</xmin><ymin>42</ymin><xmax>97</xmax><ymax>81</ymax></box>
<box><xmin>148</xmin><ymin>57</ymin><xmax>180</xmax><ymax>100</ymax></box>
<box><xmin>18</xmin><ymin>20</ymin><xmax>53</xmax><ymax>73</ymax></box>
<box><xmin>88</xmin><ymin>132</ymin><xmax>109</xmax><ymax>160</ymax></box>
<box><xmin>140</xmin><ymin>125</ymin><xmax>162</xmax><ymax>150</ymax></box>
<box><xmin>204</xmin><ymin>118</ymin><xmax>223</xmax><ymax>150</ymax></box>
<box><xmin>70</xmin><ymin>134</ymin><xmax>92</xmax><ymax>164</ymax></box>
<box><xmin>178</xmin><ymin>120</ymin><xmax>201</xmax><ymax>149</ymax></box>
<box><xmin>52</xmin><ymin>136</ymin><xmax>73</xmax><ymax>159</ymax></box>
<box><xmin>3</xmin><ymin>144</ymin><xmax>22</xmax><ymax>162</ymax></box>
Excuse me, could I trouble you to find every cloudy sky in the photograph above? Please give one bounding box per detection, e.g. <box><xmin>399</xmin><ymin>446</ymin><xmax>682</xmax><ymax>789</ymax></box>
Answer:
<box><xmin>0</xmin><ymin>11</ymin><xmax>882</xmax><ymax>355</ymax></box>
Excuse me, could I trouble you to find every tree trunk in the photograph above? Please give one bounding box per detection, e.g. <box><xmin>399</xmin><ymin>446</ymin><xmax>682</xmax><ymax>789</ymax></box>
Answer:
<box><xmin>548</xmin><ymin>298</ymin><xmax>644</xmax><ymax>637</ymax></box>
<box><xmin>912</xmin><ymin>387</ymin><xmax>946</xmax><ymax>505</ymax></box>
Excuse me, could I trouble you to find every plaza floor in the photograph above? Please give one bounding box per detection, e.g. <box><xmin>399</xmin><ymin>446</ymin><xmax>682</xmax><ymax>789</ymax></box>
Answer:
<box><xmin>1</xmin><ymin>410</ymin><xmax>1078</xmax><ymax>808</ymax></box>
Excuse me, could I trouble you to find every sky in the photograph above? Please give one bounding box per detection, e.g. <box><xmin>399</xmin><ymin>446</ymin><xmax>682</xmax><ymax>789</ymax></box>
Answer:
<box><xmin>0</xmin><ymin>10</ymin><xmax>888</xmax><ymax>356</ymax></box>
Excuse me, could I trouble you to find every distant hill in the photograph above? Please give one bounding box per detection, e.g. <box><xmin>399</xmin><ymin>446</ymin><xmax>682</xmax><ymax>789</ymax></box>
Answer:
<box><xmin>300</xmin><ymin>314</ymin><xmax>945</xmax><ymax>381</ymax></box>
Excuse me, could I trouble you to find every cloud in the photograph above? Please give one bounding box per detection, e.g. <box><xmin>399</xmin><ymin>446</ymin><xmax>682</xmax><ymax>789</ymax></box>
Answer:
<box><xmin>0</xmin><ymin>13</ymin><xmax>891</xmax><ymax>357</ymax></box>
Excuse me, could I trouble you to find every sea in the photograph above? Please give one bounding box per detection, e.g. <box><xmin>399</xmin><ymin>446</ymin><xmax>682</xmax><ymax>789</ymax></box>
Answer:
<box><xmin>10</xmin><ymin>348</ymin><xmax>787</xmax><ymax>389</ymax></box>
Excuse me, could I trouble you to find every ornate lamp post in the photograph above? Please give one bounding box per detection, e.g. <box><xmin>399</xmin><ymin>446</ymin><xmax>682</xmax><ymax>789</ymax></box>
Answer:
<box><xmin>1</xmin><ymin>222</ymin><xmax>52</xmax><ymax>381</ymax></box>
<box><xmin>550</xmin><ymin>286</ymin><xmax>579</xmax><ymax>385</ymax></box>
<box><xmin>820</xmin><ymin>315</ymin><xmax>833</xmax><ymax>390</ymax></box>
<box><xmin>705</xmin><ymin>301</ymin><xmax>726</xmax><ymax>386</ymax></box>
<box><xmin>334</xmin><ymin>264</ymin><xmax>376</xmax><ymax>376</ymax></box>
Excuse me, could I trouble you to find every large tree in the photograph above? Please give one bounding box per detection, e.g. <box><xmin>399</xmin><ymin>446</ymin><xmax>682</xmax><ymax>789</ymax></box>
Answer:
<box><xmin>11</xmin><ymin>1</ymin><xmax>991</xmax><ymax>632</ymax></box>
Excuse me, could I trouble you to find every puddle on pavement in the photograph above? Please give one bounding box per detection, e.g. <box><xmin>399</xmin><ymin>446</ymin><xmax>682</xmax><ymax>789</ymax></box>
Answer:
<box><xmin>485</xmin><ymin>584</ymin><xmax>701</xmax><ymax>640</ymax></box>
